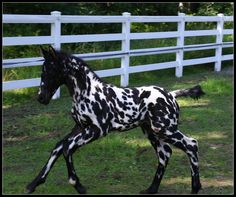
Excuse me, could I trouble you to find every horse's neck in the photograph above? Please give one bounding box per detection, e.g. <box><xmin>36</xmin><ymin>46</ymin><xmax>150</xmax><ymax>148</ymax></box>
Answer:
<box><xmin>65</xmin><ymin>60</ymin><xmax>103</xmax><ymax>100</ymax></box>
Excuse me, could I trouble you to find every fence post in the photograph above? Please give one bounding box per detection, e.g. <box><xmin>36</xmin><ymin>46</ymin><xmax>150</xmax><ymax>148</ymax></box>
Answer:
<box><xmin>51</xmin><ymin>11</ymin><xmax>61</xmax><ymax>99</ymax></box>
<box><xmin>175</xmin><ymin>12</ymin><xmax>185</xmax><ymax>77</ymax></box>
<box><xmin>215</xmin><ymin>13</ymin><xmax>224</xmax><ymax>72</ymax></box>
<box><xmin>120</xmin><ymin>12</ymin><xmax>131</xmax><ymax>87</ymax></box>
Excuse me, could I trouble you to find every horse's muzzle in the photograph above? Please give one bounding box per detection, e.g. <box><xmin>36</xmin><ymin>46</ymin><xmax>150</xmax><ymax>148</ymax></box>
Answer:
<box><xmin>38</xmin><ymin>94</ymin><xmax>50</xmax><ymax>105</ymax></box>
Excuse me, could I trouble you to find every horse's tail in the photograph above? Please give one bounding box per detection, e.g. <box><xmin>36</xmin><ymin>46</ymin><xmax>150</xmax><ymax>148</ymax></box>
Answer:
<box><xmin>170</xmin><ymin>85</ymin><xmax>205</xmax><ymax>99</ymax></box>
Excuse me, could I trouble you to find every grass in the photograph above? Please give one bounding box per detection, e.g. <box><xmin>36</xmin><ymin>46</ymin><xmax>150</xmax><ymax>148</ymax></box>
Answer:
<box><xmin>2</xmin><ymin>63</ymin><xmax>234</xmax><ymax>194</ymax></box>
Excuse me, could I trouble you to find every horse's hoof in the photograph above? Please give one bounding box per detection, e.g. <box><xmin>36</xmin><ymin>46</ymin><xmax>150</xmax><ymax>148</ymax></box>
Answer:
<box><xmin>26</xmin><ymin>183</ymin><xmax>35</xmax><ymax>194</ymax></box>
<box><xmin>26</xmin><ymin>178</ymin><xmax>45</xmax><ymax>194</ymax></box>
<box><xmin>191</xmin><ymin>183</ymin><xmax>202</xmax><ymax>194</ymax></box>
<box><xmin>139</xmin><ymin>187</ymin><xmax>157</xmax><ymax>194</ymax></box>
<box><xmin>74</xmin><ymin>184</ymin><xmax>87</xmax><ymax>194</ymax></box>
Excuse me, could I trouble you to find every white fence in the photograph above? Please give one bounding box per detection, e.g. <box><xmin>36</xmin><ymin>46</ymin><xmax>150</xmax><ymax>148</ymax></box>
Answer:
<box><xmin>3</xmin><ymin>11</ymin><xmax>234</xmax><ymax>99</ymax></box>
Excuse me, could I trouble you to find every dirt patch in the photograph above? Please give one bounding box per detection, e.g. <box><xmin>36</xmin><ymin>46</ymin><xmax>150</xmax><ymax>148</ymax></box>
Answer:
<box><xmin>112</xmin><ymin>173</ymin><xmax>123</xmax><ymax>181</ymax></box>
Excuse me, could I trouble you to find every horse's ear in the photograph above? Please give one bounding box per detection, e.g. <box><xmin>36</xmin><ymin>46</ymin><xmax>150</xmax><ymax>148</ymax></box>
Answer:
<box><xmin>40</xmin><ymin>45</ymin><xmax>49</xmax><ymax>58</ymax></box>
<box><xmin>48</xmin><ymin>46</ymin><xmax>57</xmax><ymax>60</ymax></box>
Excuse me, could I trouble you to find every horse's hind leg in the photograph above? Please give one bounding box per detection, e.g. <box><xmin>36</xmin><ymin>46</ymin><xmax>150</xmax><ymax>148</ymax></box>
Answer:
<box><xmin>140</xmin><ymin>125</ymin><xmax>172</xmax><ymax>194</ymax></box>
<box><xmin>164</xmin><ymin>130</ymin><xmax>202</xmax><ymax>194</ymax></box>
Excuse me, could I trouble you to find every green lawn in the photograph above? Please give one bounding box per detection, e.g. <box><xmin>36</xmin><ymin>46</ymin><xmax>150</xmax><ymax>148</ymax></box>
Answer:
<box><xmin>2</xmin><ymin>64</ymin><xmax>234</xmax><ymax>194</ymax></box>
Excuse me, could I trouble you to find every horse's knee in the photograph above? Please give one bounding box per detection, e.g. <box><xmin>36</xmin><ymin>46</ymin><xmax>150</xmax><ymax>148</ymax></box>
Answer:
<box><xmin>187</xmin><ymin>137</ymin><xmax>199</xmax><ymax>153</ymax></box>
<box><xmin>62</xmin><ymin>139</ymin><xmax>75</xmax><ymax>157</ymax></box>
<box><xmin>158</xmin><ymin>144</ymin><xmax>172</xmax><ymax>166</ymax></box>
<box><xmin>193</xmin><ymin>138</ymin><xmax>199</xmax><ymax>150</ymax></box>
<box><xmin>163</xmin><ymin>143</ymin><xmax>172</xmax><ymax>157</ymax></box>
<box><xmin>62</xmin><ymin>137</ymin><xmax>80</xmax><ymax>160</ymax></box>
<box><xmin>62</xmin><ymin>142</ymin><xmax>69</xmax><ymax>157</ymax></box>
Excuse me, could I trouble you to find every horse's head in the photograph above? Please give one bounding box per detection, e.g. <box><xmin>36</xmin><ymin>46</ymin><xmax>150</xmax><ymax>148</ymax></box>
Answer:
<box><xmin>38</xmin><ymin>46</ymin><xmax>66</xmax><ymax>105</ymax></box>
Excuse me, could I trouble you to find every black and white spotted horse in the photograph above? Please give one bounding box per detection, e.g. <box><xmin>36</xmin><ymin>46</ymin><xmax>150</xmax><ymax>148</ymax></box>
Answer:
<box><xmin>26</xmin><ymin>46</ymin><xmax>204</xmax><ymax>194</ymax></box>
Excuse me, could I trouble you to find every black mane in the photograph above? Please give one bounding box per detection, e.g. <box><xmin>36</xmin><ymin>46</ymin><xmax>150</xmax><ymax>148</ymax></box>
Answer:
<box><xmin>55</xmin><ymin>49</ymin><xmax>103</xmax><ymax>83</ymax></box>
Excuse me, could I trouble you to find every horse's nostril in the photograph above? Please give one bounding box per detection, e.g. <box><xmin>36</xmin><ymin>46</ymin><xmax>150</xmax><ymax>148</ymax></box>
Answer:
<box><xmin>38</xmin><ymin>94</ymin><xmax>50</xmax><ymax>105</ymax></box>
<box><xmin>38</xmin><ymin>95</ymin><xmax>44</xmax><ymax>103</ymax></box>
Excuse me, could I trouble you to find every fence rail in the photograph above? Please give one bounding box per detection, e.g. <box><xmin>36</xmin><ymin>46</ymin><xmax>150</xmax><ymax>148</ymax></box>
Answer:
<box><xmin>3</xmin><ymin>12</ymin><xmax>234</xmax><ymax>99</ymax></box>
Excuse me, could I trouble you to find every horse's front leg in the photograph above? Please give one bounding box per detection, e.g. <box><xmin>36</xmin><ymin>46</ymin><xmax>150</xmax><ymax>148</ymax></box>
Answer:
<box><xmin>62</xmin><ymin>124</ymin><xmax>103</xmax><ymax>194</ymax></box>
<box><xmin>26</xmin><ymin>129</ymin><xmax>74</xmax><ymax>193</ymax></box>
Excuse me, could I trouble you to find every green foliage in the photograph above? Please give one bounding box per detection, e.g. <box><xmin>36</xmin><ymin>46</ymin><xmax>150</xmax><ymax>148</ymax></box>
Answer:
<box><xmin>3</xmin><ymin>3</ymin><xmax>179</xmax><ymax>15</ymax></box>
<box><xmin>3</xmin><ymin>3</ymin><xmax>233</xmax><ymax>93</ymax></box>
<box><xmin>179</xmin><ymin>2</ymin><xmax>233</xmax><ymax>16</ymax></box>
<box><xmin>196</xmin><ymin>3</ymin><xmax>233</xmax><ymax>16</ymax></box>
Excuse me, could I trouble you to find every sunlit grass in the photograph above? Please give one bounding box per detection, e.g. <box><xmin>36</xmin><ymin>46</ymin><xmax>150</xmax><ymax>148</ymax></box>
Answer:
<box><xmin>163</xmin><ymin>177</ymin><xmax>233</xmax><ymax>187</ymax></box>
<box><xmin>189</xmin><ymin>131</ymin><xmax>228</xmax><ymax>141</ymax></box>
<box><xmin>124</xmin><ymin>138</ymin><xmax>150</xmax><ymax>148</ymax></box>
<box><xmin>177</xmin><ymin>98</ymin><xmax>210</xmax><ymax>107</ymax></box>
